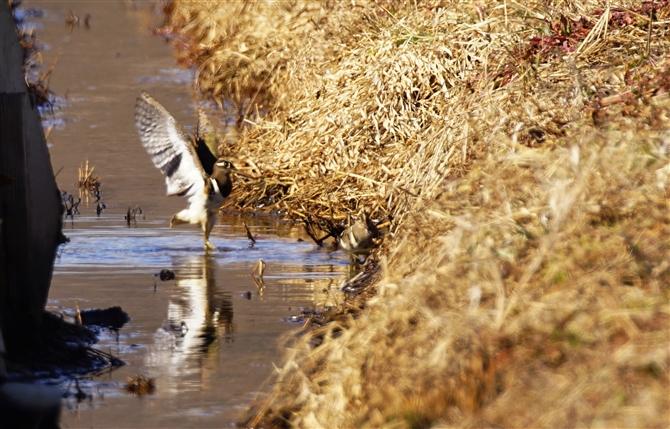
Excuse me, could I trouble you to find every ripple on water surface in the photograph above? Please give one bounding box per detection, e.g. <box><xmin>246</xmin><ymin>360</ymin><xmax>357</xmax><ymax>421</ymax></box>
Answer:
<box><xmin>56</xmin><ymin>216</ymin><xmax>348</xmax><ymax>273</ymax></box>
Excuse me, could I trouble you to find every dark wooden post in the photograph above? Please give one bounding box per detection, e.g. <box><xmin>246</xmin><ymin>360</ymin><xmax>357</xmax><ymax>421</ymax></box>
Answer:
<box><xmin>0</xmin><ymin>0</ymin><xmax>63</xmax><ymax>349</ymax></box>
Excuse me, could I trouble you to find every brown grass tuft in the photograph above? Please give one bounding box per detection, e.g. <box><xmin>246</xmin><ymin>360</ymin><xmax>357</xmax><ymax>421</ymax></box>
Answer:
<box><xmin>77</xmin><ymin>159</ymin><xmax>101</xmax><ymax>201</ymax></box>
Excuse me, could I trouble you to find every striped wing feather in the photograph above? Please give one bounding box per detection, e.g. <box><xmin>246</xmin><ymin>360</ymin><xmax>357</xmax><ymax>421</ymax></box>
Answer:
<box><xmin>134</xmin><ymin>91</ymin><xmax>205</xmax><ymax>197</ymax></box>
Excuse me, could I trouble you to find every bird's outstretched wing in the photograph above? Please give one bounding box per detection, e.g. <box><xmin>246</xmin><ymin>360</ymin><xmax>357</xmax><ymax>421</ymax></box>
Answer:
<box><xmin>135</xmin><ymin>91</ymin><xmax>205</xmax><ymax>197</ymax></box>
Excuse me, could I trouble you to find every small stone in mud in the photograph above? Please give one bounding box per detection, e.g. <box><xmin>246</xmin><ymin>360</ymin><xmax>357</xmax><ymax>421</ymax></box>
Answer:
<box><xmin>125</xmin><ymin>375</ymin><xmax>155</xmax><ymax>395</ymax></box>
<box><xmin>156</xmin><ymin>269</ymin><xmax>176</xmax><ymax>281</ymax></box>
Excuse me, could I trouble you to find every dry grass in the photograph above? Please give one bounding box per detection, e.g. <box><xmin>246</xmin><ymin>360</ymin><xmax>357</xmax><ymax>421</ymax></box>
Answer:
<box><xmin>163</xmin><ymin>0</ymin><xmax>669</xmax><ymax>230</ymax></box>
<box><xmin>13</xmin><ymin>0</ymin><xmax>58</xmax><ymax>108</ymax></box>
<box><xmin>77</xmin><ymin>159</ymin><xmax>101</xmax><ymax>201</ymax></box>
<box><xmin>160</xmin><ymin>0</ymin><xmax>670</xmax><ymax>427</ymax></box>
<box><xmin>249</xmin><ymin>126</ymin><xmax>669</xmax><ymax>428</ymax></box>
<box><xmin>159</xmin><ymin>0</ymin><xmax>339</xmax><ymax>123</ymax></box>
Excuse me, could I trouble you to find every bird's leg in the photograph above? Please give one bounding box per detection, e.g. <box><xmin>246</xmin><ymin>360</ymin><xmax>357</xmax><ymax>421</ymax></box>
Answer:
<box><xmin>203</xmin><ymin>213</ymin><xmax>219</xmax><ymax>250</ymax></box>
<box><xmin>204</xmin><ymin>239</ymin><xmax>216</xmax><ymax>251</ymax></box>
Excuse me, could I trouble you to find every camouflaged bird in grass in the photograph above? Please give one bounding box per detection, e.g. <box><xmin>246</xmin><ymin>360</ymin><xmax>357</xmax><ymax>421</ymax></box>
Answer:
<box><xmin>339</xmin><ymin>211</ymin><xmax>380</xmax><ymax>255</ymax></box>
<box><xmin>134</xmin><ymin>91</ymin><xmax>250</xmax><ymax>250</ymax></box>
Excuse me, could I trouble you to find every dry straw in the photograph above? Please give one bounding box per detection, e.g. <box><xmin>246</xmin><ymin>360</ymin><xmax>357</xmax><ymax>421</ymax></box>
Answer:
<box><xmin>161</xmin><ymin>0</ymin><xmax>670</xmax><ymax>427</ymax></box>
<box><xmin>247</xmin><ymin>125</ymin><xmax>669</xmax><ymax>428</ymax></box>
<box><xmin>164</xmin><ymin>1</ymin><xmax>669</xmax><ymax>230</ymax></box>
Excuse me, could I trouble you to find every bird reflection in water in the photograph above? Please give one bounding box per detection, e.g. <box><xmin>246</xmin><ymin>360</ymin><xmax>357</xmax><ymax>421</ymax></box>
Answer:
<box><xmin>148</xmin><ymin>253</ymin><xmax>233</xmax><ymax>387</ymax></box>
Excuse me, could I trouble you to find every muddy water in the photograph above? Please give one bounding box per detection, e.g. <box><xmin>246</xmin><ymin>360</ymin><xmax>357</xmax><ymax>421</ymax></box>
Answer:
<box><xmin>21</xmin><ymin>2</ymin><xmax>349</xmax><ymax>427</ymax></box>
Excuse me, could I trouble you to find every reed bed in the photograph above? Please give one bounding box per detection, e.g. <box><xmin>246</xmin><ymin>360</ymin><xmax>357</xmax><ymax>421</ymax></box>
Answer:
<box><xmin>161</xmin><ymin>0</ymin><xmax>670</xmax><ymax>427</ymax></box>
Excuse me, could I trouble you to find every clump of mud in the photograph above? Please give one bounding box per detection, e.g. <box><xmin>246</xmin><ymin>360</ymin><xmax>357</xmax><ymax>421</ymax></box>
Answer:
<box><xmin>3</xmin><ymin>312</ymin><xmax>122</xmax><ymax>377</ymax></box>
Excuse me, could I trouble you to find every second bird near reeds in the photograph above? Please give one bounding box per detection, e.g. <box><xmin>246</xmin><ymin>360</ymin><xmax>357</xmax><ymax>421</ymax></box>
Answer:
<box><xmin>134</xmin><ymin>91</ymin><xmax>248</xmax><ymax>250</ymax></box>
<box><xmin>339</xmin><ymin>212</ymin><xmax>380</xmax><ymax>255</ymax></box>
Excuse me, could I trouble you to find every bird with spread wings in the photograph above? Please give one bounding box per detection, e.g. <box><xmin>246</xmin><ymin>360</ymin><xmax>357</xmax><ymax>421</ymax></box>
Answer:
<box><xmin>135</xmin><ymin>91</ymin><xmax>248</xmax><ymax>250</ymax></box>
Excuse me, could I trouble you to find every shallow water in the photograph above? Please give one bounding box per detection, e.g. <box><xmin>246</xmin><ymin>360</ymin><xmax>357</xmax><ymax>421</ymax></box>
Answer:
<box><xmin>20</xmin><ymin>1</ymin><xmax>349</xmax><ymax>426</ymax></box>
<box><xmin>52</xmin><ymin>217</ymin><xmax>346</xmax><ymax>427</ymax></box>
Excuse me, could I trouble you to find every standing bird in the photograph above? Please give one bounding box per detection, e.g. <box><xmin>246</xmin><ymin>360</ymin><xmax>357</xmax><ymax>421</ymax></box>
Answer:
<box><xmin>134</xmin><ymin>91</ymin><xmax>246</xmax><ymax>250</ymax></box>
<box><xmin>339</xmin><ymin>211</ymin><xmax>381</xmax><ymax>255</ymax></box>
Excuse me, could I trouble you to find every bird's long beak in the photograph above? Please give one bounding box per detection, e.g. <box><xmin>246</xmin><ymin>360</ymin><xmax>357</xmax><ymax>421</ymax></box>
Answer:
<box><xmin>232</xmin><ymin>169</ymin><xmax>255</xmax><ymax>179</ymax></box>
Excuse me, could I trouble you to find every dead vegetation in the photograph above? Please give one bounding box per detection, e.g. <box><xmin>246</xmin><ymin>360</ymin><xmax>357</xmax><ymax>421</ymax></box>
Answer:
<box><xmin>125</xmin><ymin>374</ymin><xmax>156</xmax><ymax>395</ymax></box>
<box><xmin>162</xmin><ymin>0</ymin><xmax>669</xmax><ymax>230</ymax></box>
<box><xmin>248</xmin><ymin>126</ymin><xmax>669</xmax><ymax>428</ymax></box>
<box><xmin>15</xmin><ymin>13</ymin><xmax>57</xmax><ymax>108</ymax></box>
<box><xmin>160</xmin><ymin>0</ymin><xmax>670</xmax><ymax>427</ymax></box>
<box><xmin>77</xmin><ymin>159</ymin><xmax>101</xmax><ymax>201</ymax></box>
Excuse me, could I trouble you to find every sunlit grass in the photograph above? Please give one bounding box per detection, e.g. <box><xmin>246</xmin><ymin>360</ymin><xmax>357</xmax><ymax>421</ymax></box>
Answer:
<box><xmin>160</xmin><ymin>0</ymin><xmax>670</xmax><ymax>427</ymax></box>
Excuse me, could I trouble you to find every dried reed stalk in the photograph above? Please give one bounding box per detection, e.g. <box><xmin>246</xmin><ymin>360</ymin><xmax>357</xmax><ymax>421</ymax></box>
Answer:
<box><xmin>77</xmin><ymin>159</ymin><xmax>101</xmax><ymax>201</ymax></box>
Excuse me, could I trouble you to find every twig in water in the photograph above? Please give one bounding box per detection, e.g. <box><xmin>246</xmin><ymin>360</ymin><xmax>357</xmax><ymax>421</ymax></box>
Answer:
<box><xmin>243</xmin><ymin>222</ymin><xmax>256</xmax><ymax>245</ymax></box>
